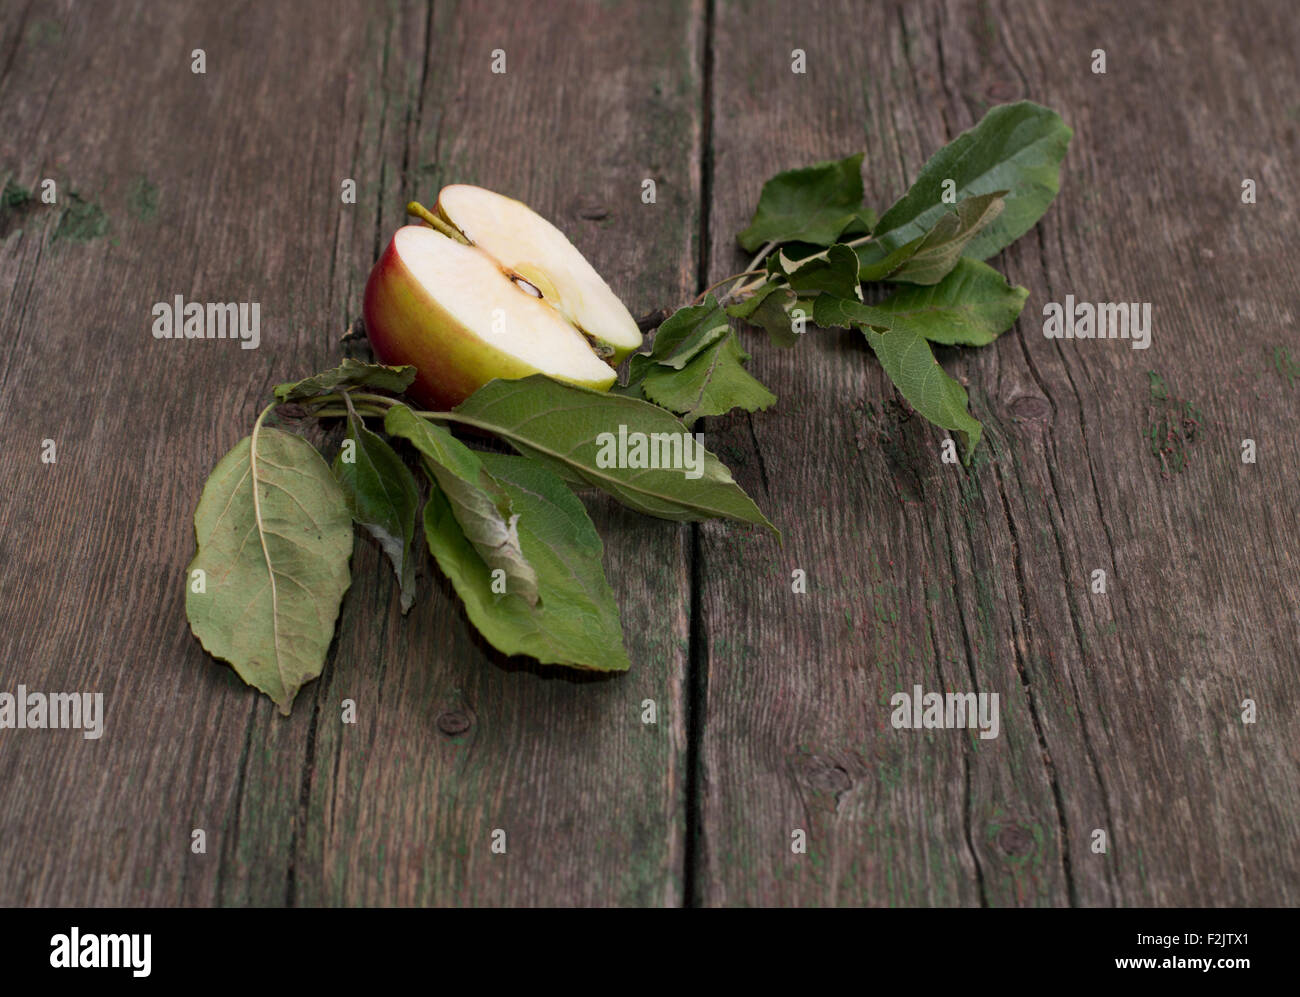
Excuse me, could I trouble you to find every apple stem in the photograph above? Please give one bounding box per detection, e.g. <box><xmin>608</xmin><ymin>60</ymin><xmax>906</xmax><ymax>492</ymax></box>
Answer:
<box><xmin>406</xmin><ymin>201</ymin><xmax>470</xmax><ymax>245</ymax></box>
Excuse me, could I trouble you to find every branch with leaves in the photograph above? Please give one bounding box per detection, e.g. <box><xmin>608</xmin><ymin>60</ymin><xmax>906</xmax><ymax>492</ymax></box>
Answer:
<box><xmin>627</xmin><ymin>100</ymin><xmax>1072</xmax><ymax>457</ymax></box>
<box><xmin>185</xmin><ymin>100</ymin><xmax>1070</xmax><ymax>713</ymax></box>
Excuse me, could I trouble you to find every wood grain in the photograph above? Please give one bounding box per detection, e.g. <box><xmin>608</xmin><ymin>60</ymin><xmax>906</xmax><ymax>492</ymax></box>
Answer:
<box><xmin>291</xmin><ymin>0</ymin><xmax>704</xmax><ymax>908</ymax></box>
<box><xmin>0</xmin><ymin>0</ymin><xmax>1296</xmax><ymax>907</ymax></box>
<box><xmin>0</xmin><ymin>0</ymin><xmax>700</xmax><ymax>906</ymax></box>
<box><xmin>697</xmin><ymin>0</ymin><xmax>1300</xmax><ymax>906</ymax></box>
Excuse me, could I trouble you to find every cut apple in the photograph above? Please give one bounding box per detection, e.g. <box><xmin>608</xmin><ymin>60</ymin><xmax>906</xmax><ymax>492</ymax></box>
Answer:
<box><xmin>364</xmin><ymin>185</ymin><xmax>642</xmax><ymax>410</ymax></box>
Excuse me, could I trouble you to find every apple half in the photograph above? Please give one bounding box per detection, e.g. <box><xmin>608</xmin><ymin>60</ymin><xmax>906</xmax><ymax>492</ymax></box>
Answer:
<box><xmin>363</xmin><ymin>185</ymin><xmax>642</xmax><ymax>410</ymax></box>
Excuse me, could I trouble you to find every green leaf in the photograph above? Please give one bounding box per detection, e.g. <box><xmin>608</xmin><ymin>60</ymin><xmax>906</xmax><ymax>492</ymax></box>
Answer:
<box><xmin>814</xmin><ymin>295</ymin><xmax>984</xmax><ymax>461</ymax></box>
<box><xmin>770</xmin><ymin>243</ymin><xmax>863</xmax><ymax>299</ymax></box>
<box><xmin>186</xmin><ymin>427</ymin><xmax>354</xmax><ymax>714</ymax></box>
<box><xmin>855</xmin><ymin>235</ymin><xmax>927</xmax><ymax>283</ymax></box>
<box><xmin>867</xmin><ymin>258</ymin><xmax>1028</xmax><ymax>346</ymax></box>
<box><xmin>878</xmin><ymin>192</ymin><xmax>1005</xmax><ymax>285</ymax></box>
<box><xmin>453</xmin><ymin>375</ymin><xmax>777</xmax><ymax>534</ymax></box>
<box><xmin>737</xmin><ymin>153</ymin><xmax>868</xmax><ymax>252</ymax></box>
<box><xmin>840</xmin><ymin>205</ymin><xmax>879</xmax><ymax>238</ymax></box>
<box><xmin>619</xmin><ymin>298</ymin><xmax>777</xmax><ymax>424</ymax></box>
<box><xmin>817</xmin><ymin>258</ymin><xmax>1027</xmax><ymax>347</ymax></box>
<box><xmin>867</xmin><ymin>101</ymin><xmax>1071</xmax><ymax>263</ymax></box>
<box><xmin>617</xmin><ymin>299</ymin><xmax>732</xmax><ymax>398</ymax></box>
<box><xmin>616</xmin><ymin>296</ymin><xmax>738</xmax><ymax>397</ymax></box>
<box><xmin>385</xmin><ymin>403</ymin><xmax>539</xmax><ymax>606</ymax></box>
<box><xmin>643</xmin><ymin>299</ymin><xmax>733</xmax><ymax>368</ymax></box>
<box><xmin>332</xmin><ymin>408</ymin><xmax>420</xmax><ymax>612</ymax></box>
<box><xmin>727</xmin><ymin>283</ymin><xmax>803</xmax><ymax>347</ymax></box>
<box><xmin>423</xmin><ymin>453</ymin><xmax>630</xmax><ymax>671</ymax></box>
<box><xmin>274</xmin><ymin>358</ymin><xmax>416</xmax><ymax>403</ymax></box>
<box><xmin>641</xmin><ymin>332</ymin><xmax>776</xmax><ymax>426</ymax></box>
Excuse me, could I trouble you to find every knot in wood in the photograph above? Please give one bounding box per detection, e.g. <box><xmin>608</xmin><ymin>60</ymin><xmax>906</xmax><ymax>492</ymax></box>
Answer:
<box><xmin>996</xmin><ymin>824</ymin><xmax>1035</xmax><ymax>857</ymax></box>
<box><xmin>1011</xmin><ymin>395</ymin><xmax>1052</xmax><ymax>422</ymax></box>
<box><xmin>803</xmin><ymin>756</ymin><xmax>852</xmax><ymax>794</ymax></box>
<box><xmin>436</xmin><ymin>710</ymin><xmax>472</xmax><ymax>736</ymax></box>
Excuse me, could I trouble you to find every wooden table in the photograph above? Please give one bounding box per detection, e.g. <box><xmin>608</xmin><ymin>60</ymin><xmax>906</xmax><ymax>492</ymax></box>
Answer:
<box><xmin>1</xmin><ymin>0</ymin><xmax>1296</xmax><ymax>907</ymax></box>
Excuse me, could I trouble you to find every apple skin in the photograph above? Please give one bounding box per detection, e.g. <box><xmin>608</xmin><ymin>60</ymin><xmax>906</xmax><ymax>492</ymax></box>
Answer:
<box><xmin>363</xmin><ymin>229</ymin><xmax>617</xmax><ymax>411</ymax></box>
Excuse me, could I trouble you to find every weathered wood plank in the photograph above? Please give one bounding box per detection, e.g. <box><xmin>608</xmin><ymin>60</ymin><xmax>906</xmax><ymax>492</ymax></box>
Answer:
<box><xmin>293</xmin><ymin>0</ymin><xmax>703</xmax><ymax>905</ymax></box>
<box><xmin>0</xmin><ymin>0</ymin><xmax>701</xmax><ymax>906</ymax></box>
<box><xmin>0</xmin><ymin>0</ymin><xmax>352</xmax><ymax>904</ymax></box>
<box><xmin>3</xmin><ymin>0</ymin><xmax>1297</xmax><ymax>909</ymax></box>
<box><xmin>697</xmin><ymin>0</ymin><xmax>1300</xmax><ymax>906</ymax></box>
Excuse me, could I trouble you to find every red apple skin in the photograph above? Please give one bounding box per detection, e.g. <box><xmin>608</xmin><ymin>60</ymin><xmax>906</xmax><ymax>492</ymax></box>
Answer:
<box><xmin>364</xmin><ymin>229</ymin><xmax>617</xmax><ymax>410</ymax></box>
<box><xmin>364</xmin><ymin>234</ymin><xmax>488</xmax><ymax>410</ymax></box>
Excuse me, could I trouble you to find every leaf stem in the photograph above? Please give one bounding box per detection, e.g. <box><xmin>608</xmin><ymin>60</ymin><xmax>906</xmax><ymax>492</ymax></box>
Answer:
<box><xmin>344</xmin><ymin>392</ymin><xmax>402</xmax><ymax>409</ymax></box>
<box><xmin>731</xmin><ymin>276</ymin><xmax>770</xmax><ymax>298</ymax></box>
<box><xmin>743</xmin><ymin>242</ymin><xmax>776</xmax><ymax>273</ymax></box>
<box><xmin>720</xmin><ymin>234</ymin><xmax>873</xmax><ymax>308</ymax></box>
<box><xmin>720</xmin><ymin>241</ymin><xmax>776</xmax><ymax>302</ymax></box>
<box><xmin>295</xmin><ymin>390</ymin><xmax>402</xmax><ymax>411</ymax></box>
<box><xmin>406</xmin><ymin>201</ymin><xmax>470</xmax><ymax>245</ymax></box>
<box><xmin>692</xmin><ymin>269</ymin><xmax>766</xmax><ymax>305</ymax></box>
<box><xmin>417</xmin><ymin>410</ymin><xmax>480</xmax><ymax>428</ymax></box>
<box><xmin>246</xmin><ymin>401</ymin><xmax>287</xmax><ymax>699</ymax></box>
<box><xmin>305</xmin><ymin>405</ymin><xmax>390</xmax><ymax>419</ymax></box>
<box><xmin>253</xmin><ymin>402</ymin><xmax>276</xmax><ymax>435</ymax></box>
<box><xmin>288</xmin><ymin>390</ymin><xmax>398</xmax><ymax>421</ymax></box>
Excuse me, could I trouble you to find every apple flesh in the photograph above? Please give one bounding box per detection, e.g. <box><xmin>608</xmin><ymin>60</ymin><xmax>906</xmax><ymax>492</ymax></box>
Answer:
<box><xmin>364</xmin><ymin>186</ymin><xmax>642</xmax><ymax>410</ymax></box>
